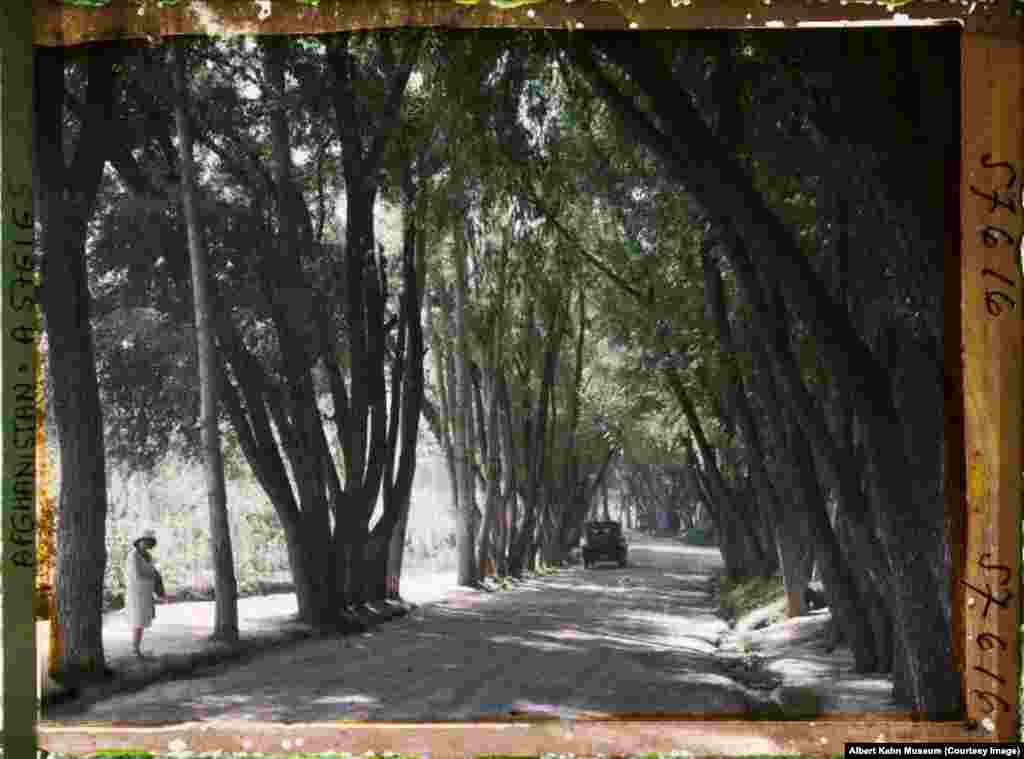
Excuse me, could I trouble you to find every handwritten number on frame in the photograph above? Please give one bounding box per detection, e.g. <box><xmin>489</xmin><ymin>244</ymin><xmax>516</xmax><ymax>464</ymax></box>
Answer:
<box><xmin>981</xmin><ymin>153</ymin><xmax>1018</xmax><ymax>190</ymax></box>
<box><xmin>972</xmin><ymin>690</ymin><xmax>1011</xmax><ymax>713</ymax></box>
<box><xmin>981</xmin><ymin>269</ymin><xmax>1016</xmax><ymax>288</ymax></box>
<box><xmin>961</xmin><ymin>579</ymin><xmax>1014</xmax><ymax>617</ymax></box>
<box><xmin>981</xmin><ymin>271</ymin><xmax>1019</xmax><ymax>317</ymax></box>
<box><xmin>969</xmin><ymin>154</ymin><xmax>1018</xmax><ymax>724</ymax></box>
<box><xmin>985</xmin><ymin>290</ymin><xmax>1017</xmax><ymax>316</ymax></box>
<box><xmin>978</xmin><ymin>553</ymin><xmax>1014</xmax><ymax>585</ymax></box>
<box><xmin>973</xmin><ymin>665</ymin><xmax>1007</xmax><ymax>685</ymax></box>
<box><xmin>979</xmin><ymin>224</ymin><xmax>1018</xmax><ymax>250</ymax></box>
<box><xmin>976</xmin><ymin>632</ymin><xmax>1007</xmax><ymax>652</ymax></box>
<box><xmin>971</xmin><ymin>185</ymin><xmax>1018</xmax><ymax>215</ymax></box>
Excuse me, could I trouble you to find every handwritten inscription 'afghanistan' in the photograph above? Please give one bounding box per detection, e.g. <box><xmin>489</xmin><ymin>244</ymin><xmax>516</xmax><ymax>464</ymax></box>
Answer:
<box><xmin>3</xmin><ymin>178</ymin><xmax>38</xmax><ymax>570</ymax></box>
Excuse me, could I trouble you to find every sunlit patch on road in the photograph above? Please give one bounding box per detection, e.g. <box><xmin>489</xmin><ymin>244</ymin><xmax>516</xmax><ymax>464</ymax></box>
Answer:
<box><xmin>629</xmin><ymin>542</ymin><xmax>711</xmax><ymax>556</ymax></box>
<box><xmin>489</xmin><ymin>633</ymin><xmax>586</xmax><ymax>654</ymax></box>
<box><xmin>762</xmin><ymin>656</ymin><xmax>836</xmax><ymax>681</ymax></box>
<box><xmin>539</xmin><ymin>580</ymin><xmax>634</xmax><ymax>595</ymax></box>
<box><xmin>663</xmin><ymin>573</ymin><xmax>712</xmax><ymax>585</ymax></box>
<box><xmin>509</xmin><ymin>700</ymin><xmax>584</xmax><ymax>719</ymax></box>
<box><xmin>666</xmin><ymin>671</ymin><xmax>744</xmax><ymax>688</ymax></box>
<box><xmin>310</xmin><ymin>694</ymin><xmax>381</xmax><ymax>706</ymax></box>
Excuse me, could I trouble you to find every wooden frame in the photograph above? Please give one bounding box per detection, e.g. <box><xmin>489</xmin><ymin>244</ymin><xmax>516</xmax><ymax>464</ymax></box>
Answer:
<box><xmin>4</xmin><ymin>1</ymin><xmax>1022</xmax><ymax>756</ymax></box>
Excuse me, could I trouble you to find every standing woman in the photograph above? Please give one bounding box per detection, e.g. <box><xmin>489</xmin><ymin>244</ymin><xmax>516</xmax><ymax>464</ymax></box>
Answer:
<box><xmin>126</xmin><ymin>528</ymin><xmax>166</xmax><ymax>658</ymax></box>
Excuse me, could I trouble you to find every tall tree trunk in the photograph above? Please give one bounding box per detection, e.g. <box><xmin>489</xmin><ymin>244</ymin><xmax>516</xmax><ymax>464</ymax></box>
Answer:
<box><xmin>746</xmin><ymin>333</ymin><xmax>879</xmax><ymax>671</ymax></box>
<box><xmin>453</xmin><ymin>222</ymin><xmax>478</xmax><ymax>587</ymax></box>
<box><xmin>212</xmin><ymin>302</ymin><xmax>314</xmax><ymax>622</ymax></box>
<box><xmin>336</xmin><ymin>187</ymin><xmax>389</xmax><ymax>607</ymax></box>
<box><xmin>700</xmin><ymin>246</ymin><xmax>806</xmax><ymax>615</ymax></box>
<box><xmin>496</xmin><ymin>371</ymin><xmax>518</xmax><ymax>576</ymax></box>
<box><xmin>476</xmin><ymin>370</ymin><xmax>502</xmax><ymax>577</ymax></box>
<box><xmin>326</xmin><ymin>34</ymin><xmax>419</xmax><ymax>609</ymax></box>
<box><xmin>387</xmin><ymin>504</ymin><xmax>411</xmax><ymax>601</ymax></box>
<box><xmin>552</xmin><ymin>284</ymin><xmax>588</xmax><ymax>560</ymax></box>
<box><xmin>474</xmin><ymin>367</ymin><xmax>501</xmax><ymax>577</ymax></box>
<box><xmin>683</xmin><ymin>438</ymin><xmax>744</xmax><ymax>577</ymax></box>
<box><xmin>694</xmin><ymin>367</ymin><xmax>779</xmax><ymax>574</ymax></box>
<box><xmin>426</xmin><ymin>297</ymin><xmax>461</xmax><ymax>524</ymax></box>
<box><xmin>665</xmin><ymin>368</ymin><xmax>769</xmax><ymax>577</ymax></box>
<box><xmin>35</xmin><ymin>46</ymin><xmax>115</xmax><ymax>683</ymax></box>
<box><xmin>509</xmin><ymin>296</ymin><xmax>563</xmax><ymax>576</ymax></box>
<box><xmin>758</xmin><ymin>271</ymin><xmax>892</xmax><ymax>671</ymax></box>
<box><xmin>262</xmin><ymin>39</ymin><xmax>333</xmax><ymax>624</ymax></box>
<box><xmin>170</xmin><ymin>40</ymin><xmax>239</xmax><ymax>643</ymax></box>
<box><xmin>385</xmin><ymin>168</ymin><xmax>427</xmax><ymax>602</ymax></box>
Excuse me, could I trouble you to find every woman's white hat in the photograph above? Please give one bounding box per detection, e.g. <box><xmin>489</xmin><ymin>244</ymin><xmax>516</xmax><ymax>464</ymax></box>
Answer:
<box><xmin>135</xmin><ymin>528</ymin><xmax>157</xmax><ymax>544</ymax></box>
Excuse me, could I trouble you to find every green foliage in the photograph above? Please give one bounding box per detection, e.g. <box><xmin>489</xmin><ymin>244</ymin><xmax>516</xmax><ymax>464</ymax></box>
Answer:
<box><xmin>718</xmin><ymin>574</ymin><xmax>786</xmax><ymax>623</ymax></box>
<box><xmin>240</xmin><ymin>510</ymin><xmax>291</xmax><ymax>577</ymax></box>
<box><xmin>222</xmin><ymin>428</ymin><xmax>252</xmax><ymax>481</ymax></box>
<box><xmin>98</xmin><ymin>447</ymin><xmax>461</xmax><ymax>607</ymax></box>
<box><xmin>103</xmin><ymin>519</ymin><xmax>135</xmax><ymax>607</ymax></box>
<box><xmin>93</xmin><ymin>304</ymin><xmax>201</xmax><ymax>471</ymax></box>
<box><xmin>678</xmin><ymin>527</ymin><xmax>716</xmax><ymax>547</ymax></box>
<box><xmin>103</xmin><ymin>456</ymin><xmax>291</xmax><ymax>605</ymax></box>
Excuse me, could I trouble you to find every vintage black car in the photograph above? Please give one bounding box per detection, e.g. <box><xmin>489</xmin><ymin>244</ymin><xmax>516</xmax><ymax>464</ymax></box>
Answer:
<box><xmin>582</xmin><ymin>520</ymin><xmax>628</xmax><ymax>568</ymax></box>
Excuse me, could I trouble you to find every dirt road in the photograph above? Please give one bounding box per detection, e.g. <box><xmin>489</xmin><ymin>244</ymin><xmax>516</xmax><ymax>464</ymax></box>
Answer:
<box><xmin>57</xmin><ymin>536</ymin><xmax>766</xmax><ymax>723</ymax></box>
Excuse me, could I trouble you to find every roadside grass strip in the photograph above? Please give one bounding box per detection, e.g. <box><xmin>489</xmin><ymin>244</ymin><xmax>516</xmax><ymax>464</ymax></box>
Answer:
<box><xmin>716</xmin><ymin>576</ymin><xmax>787</xmax><ymax>625</ymax></box>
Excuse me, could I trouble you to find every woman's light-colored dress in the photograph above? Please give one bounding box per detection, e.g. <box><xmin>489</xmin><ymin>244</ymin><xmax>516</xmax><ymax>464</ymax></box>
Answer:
<box><xmin>126</xmin><ymin>548</ymin><xmax>159</xmax><ymax>629</ymax></box>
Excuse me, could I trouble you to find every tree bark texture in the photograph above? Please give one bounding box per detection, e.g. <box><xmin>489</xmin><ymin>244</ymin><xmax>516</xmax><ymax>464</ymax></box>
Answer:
<box><xmin>384</xmin><ymin>168</ymin><xmax>427</xmax><ymax>601</ymax></box>
<box><xmin>453</xmin><ymin>221</ymin><xmax>479</xmax><ymax>587</ymax></box>
<box><xmin>170</xmin><ymin>39</ymin><xmax>239</xmax><ymax>643</ymax></box>
<box><xmin>35</xmin><ymin>45</ymin><xmax>114</xmax><ymax>682</ymax></box>
<box><xmin>508</xmin><ymin>295</ymin><xmax>563</xmax><ymax>576</ymax></box>
<box><xmin>665</xmin><ymin>368</ymin><xmax>770</xmax><ymax>577</ymax></box>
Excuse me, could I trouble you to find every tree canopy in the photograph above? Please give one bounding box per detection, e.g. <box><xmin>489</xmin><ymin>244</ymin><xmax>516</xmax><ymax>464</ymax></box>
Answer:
<box><xmin>41</xmin><ymin>28</ymin><xmax>956</xmax><ymax>712</ymax></box>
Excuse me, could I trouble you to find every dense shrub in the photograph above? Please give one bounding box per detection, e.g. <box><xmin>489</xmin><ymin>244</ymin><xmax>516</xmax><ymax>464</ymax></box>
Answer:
<box><xmin>102</xmin><ymin>458</ymin><xmax>290</xmax><ymax>605</ymax></box>
<box><xmin>92</xmin><ymin>450</ymin><xmax>459</xmax><ymax>610</ymax></box>
<box><xmin>717</xmin><ymin>574</ymin><xmax>786</xmax><ymax>623</ymax></box>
